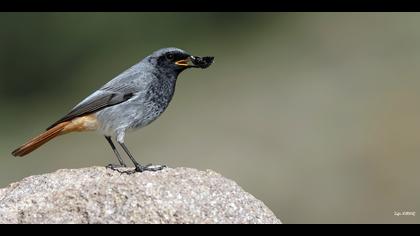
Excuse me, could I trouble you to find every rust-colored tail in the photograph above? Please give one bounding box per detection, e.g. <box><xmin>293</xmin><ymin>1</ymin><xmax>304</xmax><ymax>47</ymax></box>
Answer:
<box><xmin>12</xmin><ymin>121</ymin><xmax>70</xmax><ymax>157</ymax></box>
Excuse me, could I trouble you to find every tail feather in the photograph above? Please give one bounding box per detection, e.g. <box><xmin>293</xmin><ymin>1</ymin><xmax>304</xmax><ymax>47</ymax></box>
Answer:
<box><xmin>12</xmin><ymin>122</ymin><xmax>70</xmax><ymax>157</ymax></box>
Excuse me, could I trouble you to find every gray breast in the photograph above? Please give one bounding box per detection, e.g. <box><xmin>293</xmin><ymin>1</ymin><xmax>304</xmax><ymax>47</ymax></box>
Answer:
<box><xmin>132</xmin><ymin>74</ymin><xmax>177</xmax><ymax>129</ymax></box>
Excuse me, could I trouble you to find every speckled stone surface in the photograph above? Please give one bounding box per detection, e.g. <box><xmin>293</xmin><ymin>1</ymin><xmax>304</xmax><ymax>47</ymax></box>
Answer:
<box><xmin>0</xmin><ymin>167</ymin><xmax>281</xmax><ymax>224</ymax></box>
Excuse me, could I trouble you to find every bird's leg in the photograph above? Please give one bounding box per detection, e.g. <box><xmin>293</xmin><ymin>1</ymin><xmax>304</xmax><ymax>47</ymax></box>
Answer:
<box><xmin>105</xmin><ymin>136</ymin><xmax>127</xmax><ymax>170</ymax></box>
<box><xmin>118</xmin><ymin>142</ymin><xmax>167</xmax><ymax>173</ymax></box>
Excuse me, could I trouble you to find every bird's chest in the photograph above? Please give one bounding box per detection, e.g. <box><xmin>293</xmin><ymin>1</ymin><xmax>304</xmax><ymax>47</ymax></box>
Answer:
<box><xmin>139</xmin><ymin>77</ymin><xmax>176</xmax><ymax>126</ymax></box>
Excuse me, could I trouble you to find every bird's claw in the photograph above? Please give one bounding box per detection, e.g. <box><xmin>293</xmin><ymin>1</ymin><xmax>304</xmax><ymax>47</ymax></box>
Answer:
<box><xmin>106</xmin><ymin>163</ymin><xmax>167</xmax><ymax>174</ymax></box>
<box><xmin>106</xmin><ymin>163</ymin><xmax>127</xmax><ymax>170</ymax></box>
<box><xmin>106</xmin><ymin>163</ymin><xmax>135</xmax><ymax>174</ymax></box>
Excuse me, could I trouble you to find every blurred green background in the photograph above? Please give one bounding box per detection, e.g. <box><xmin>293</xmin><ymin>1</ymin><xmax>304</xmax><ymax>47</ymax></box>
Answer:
<box><xmin>1</xmin><ymin>13</ymin><xmax>419</xmax><ymax>224</ymax></box>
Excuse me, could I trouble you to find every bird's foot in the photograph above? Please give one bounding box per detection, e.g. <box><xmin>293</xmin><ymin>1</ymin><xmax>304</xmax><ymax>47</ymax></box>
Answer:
<box><xmin>106</xmin><ymin>163</ymin><xmax>167</xmax><ymax>174</ymax></box>
<box><xmin>135</xmin><ymin>164</ymin><xmax>168</xmax><ymax>172</ymax></box>
<box><xmin>106</xmin><ymin>163</ymin><xmax>127</xmax><ymax>170</ymax></box>
<box><xmin>106</xmin><ymin>163</ymin><xmax>130</xmax><ymax>174</ymax></box>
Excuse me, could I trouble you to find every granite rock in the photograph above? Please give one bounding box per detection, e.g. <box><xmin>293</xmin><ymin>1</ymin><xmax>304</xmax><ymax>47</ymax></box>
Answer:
<box><xmin>0</xmin><ymin>167</ymin><xmax>281</xmax><ymax>224</ymax></box>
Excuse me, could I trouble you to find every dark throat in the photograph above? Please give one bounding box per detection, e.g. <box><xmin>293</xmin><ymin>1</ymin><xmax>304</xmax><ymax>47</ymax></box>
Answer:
<box><xmin>146</xmin><ymin>72</ymin><xmax>178</xmax><ymax>111</ymax></box>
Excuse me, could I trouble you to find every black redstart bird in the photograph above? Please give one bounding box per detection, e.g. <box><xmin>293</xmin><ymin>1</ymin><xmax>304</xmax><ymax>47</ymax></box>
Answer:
<box><xmin>12</xmin><ymin>47</ymin><xmax>214</xmax><ymax>172</ymax></box>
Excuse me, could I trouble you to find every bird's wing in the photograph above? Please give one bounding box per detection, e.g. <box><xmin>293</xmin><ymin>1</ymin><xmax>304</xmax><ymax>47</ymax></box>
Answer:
<box><xmin>46</xmin><ymin>87</ymin><xmax>136</xmax><ymax>130</ymax></box>
<box><xmin>46</xmin><ymin>64</ymin><xmax>147</xmax><ymax>131</ymax></box>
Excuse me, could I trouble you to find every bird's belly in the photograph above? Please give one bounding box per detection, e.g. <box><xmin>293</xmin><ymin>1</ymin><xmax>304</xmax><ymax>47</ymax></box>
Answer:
<box><xmin>94</xmin><ymin>102</ymin><xmax>167</xmax><ymax>136</ymax></box>
<box><xmin>94</xmin><ymin>103</ymin><xmax>139</xmax><ymax>136</ymax></box>
<box><xmin>131</xmin><ymin>108</ymin><xmax>165</xmax><ymax>129</ymax></box>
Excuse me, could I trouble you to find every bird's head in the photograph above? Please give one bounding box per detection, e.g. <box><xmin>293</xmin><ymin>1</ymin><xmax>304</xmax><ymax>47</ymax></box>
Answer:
<box><xmin>148</xmin><ymin>47</ymin><xmax>214</xmax><ymax>75</ymax></box>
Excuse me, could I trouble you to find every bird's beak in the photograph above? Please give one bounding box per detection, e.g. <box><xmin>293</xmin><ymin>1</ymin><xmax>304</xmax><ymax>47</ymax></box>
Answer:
<box><xmin>175</xmin><ymin>57</ymin><xmax>195</xmax><ymax>67</ymax></box>
<box><xmin>175</xmin><ymin>56</ymin><xmax>214</xmax><ymax>69</ymax></box>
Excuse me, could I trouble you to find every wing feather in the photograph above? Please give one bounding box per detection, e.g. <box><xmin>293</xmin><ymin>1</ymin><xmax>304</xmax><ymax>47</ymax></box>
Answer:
<box><xmin>46</xmin><ymin>68</ymin><xmax>144</xmax><ymax>130</ymax></box>
<box><xmin>46</xmin><ymin>90</ymin><xmax>134</xmax><ymax>130</ymax></box>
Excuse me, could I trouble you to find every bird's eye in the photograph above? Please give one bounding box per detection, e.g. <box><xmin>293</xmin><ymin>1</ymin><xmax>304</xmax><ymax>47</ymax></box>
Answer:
<box><xmin>166</xmin><ymin>53</ymin><xmax>174</xmax><ymax>60</ymax></box>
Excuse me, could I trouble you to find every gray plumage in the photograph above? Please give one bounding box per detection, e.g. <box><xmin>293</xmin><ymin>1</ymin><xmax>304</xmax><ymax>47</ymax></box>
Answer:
<box><xmin>53</xmin><ymin>48</ymin><xmax>186</xmax><ymax>142</ymax></box>
<box><xmin>14</xmin><ymin>47</ymin><xmax>214</xmax><ymax>172</ymax></box>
